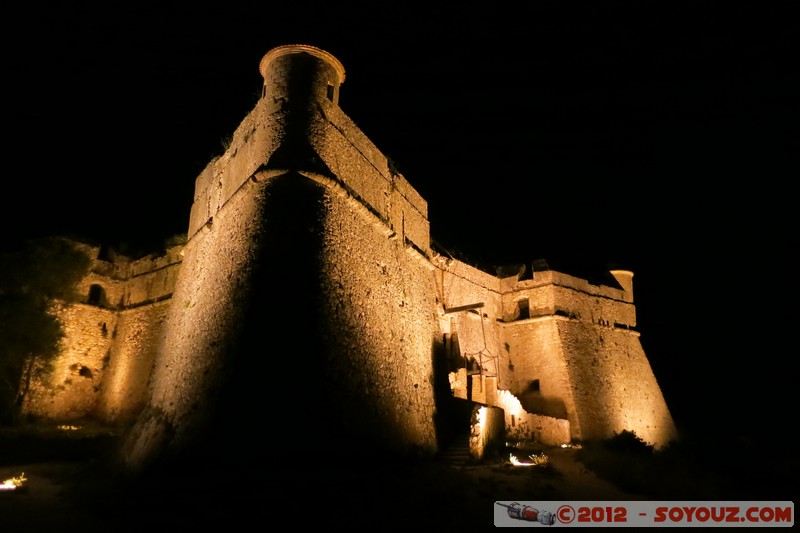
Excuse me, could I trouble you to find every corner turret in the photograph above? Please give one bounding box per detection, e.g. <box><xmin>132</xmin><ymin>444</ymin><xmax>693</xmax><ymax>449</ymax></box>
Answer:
<box><xmin>609</xmin><ymin>269</ymin><xmax>634</xmax><ymax>297</ymax></box>
<box><xmin>259</xmin><ymin>44</ymin><xmax>346</xmax><ymax>107</ymax></box>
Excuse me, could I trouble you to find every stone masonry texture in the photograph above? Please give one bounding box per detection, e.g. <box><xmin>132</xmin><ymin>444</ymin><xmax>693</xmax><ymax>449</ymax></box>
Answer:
<box><xmin>23</xmin><ymin>45</ymin><xmax>677</xmax><ymax>474</ymax></box>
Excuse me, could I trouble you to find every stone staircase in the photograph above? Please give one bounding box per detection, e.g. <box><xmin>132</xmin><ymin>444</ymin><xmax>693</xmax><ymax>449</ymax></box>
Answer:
<box><xmin>437</xmin><ymin>434</ymin><xmax>472</xmax><ymax>466</ymax></box>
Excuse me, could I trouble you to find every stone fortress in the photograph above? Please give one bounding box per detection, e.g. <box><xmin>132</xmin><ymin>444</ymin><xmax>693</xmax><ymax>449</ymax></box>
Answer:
<box><xmin>22</xmin><ymin>44</ymin><xmax>678</xmax><ymax>467</ymax></box>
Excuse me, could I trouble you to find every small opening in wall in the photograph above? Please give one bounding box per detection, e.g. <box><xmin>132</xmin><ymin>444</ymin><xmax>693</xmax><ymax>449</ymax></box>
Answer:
<box><xmin>527</xmin><ymin>379</ymin><xmax>540</xmax><ymax>392</ymax></box>
<box><xmin>517</xmin><ymin>299</ymin><xmax>530</xmax><ymax>320</ymax></box>
<box><xmin>511</xmin><ymin>414</ymin><xmax>516</xmax><ymax>427</ymax></box>
<box><xmin>326</xmin><ymin>84</ymin><xmax>334</xmax><ymax>101</ymax></box>
<box><xmin>519</xmin><ymin>264</ymin><xmax>533</xmax><ymax>281</ymax></box>
<box><xmin>88</xmin><ymin>284</ymin><xmax>105</xmax><ymax>306</ymax></box>
<box><xmin>97</xmin><ymin>245</ymin><xmax>113</xmax><ymax>262</ymax></box>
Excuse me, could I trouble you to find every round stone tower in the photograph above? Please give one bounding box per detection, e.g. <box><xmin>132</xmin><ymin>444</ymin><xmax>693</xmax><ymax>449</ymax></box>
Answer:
<box><xmin>259</xmin><ymin>44</ymin><xmax>346</xmax><ymax>107</ymax></box>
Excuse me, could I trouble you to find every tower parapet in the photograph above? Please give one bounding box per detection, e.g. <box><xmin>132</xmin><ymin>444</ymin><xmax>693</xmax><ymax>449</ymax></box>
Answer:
<box><xmin>259</xmin><ymin>44</ymin><xmax>346</xmax><ymax>107</ymax></box>
<box><xmin>609</xmin><ymin>269</ymin><xmax>634</xmax><ymax>297</ymax></box>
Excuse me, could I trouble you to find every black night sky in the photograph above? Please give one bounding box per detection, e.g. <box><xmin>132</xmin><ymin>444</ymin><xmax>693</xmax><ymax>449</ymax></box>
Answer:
<box><xmin>2</xmin><ymin>3</ymin><xmax>795</xmax><ymax>447</ymax></box>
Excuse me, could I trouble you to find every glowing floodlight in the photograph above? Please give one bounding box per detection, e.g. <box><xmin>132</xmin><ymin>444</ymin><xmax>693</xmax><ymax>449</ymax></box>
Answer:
<box><xmin>509</xmin><ymin>453</ymin><xmax>548</xmax><ymax>467</ymax></box>
<box><xmin>0</xmin><ymin>473</ymin><xmax>27</xmax><ymax>491</ymax></box>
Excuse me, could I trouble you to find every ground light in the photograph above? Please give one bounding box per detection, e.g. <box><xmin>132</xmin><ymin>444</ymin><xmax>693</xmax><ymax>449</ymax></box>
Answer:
<box><xmin>509</xmin><ymin>452</ymin><xmax>549</xmax><ymax>466</ymax></box>
<box><xmin>0</xmin><ymin>473</ymin><xmax>27</xmax><ymax>492</ymax></box>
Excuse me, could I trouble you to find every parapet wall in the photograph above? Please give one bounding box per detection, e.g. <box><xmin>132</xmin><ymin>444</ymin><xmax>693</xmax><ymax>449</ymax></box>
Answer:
<box><xmin>315</xmin><ymin>101</ymin><xmax>430</xmax><ymax>253</ymax></box>
<box><xmin>122</xmin><ymin>248</ymin><xmax>183</xmax><ymax>307</ymax></box>
<box><xmin>187</xmin><ymin>99</ymin><xmax>281</xmax><ymax>240</ymax></box>
<box><xmin>22</xmin><ymin>243</ymin><xmax>182</xmax><ymax>423</ymax></box>
<box><xmin>188</xmin><ymin>86</ymin><xmax>430</xmax><ymax>255</ymax></box>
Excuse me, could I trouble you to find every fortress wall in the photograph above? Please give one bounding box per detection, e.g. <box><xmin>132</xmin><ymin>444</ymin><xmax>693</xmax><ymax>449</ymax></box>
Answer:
<box><xmin>188</xmin><ymin>159</ymin><xmax>220</xmax><ymax>236</ymax></box>
<box><xmin>122</xmin><ymin>250</ymin><xmax>182</xmax><ymax>307</ymax></box>
<box><xmin>95</xmin><ymin>301</ymin><xmax>171</xmax><ymax>424</ymax></box>
<box><xmin>128</xmin><ymin>245</ymin><xmax>184</xmax><ymax>277</ymax></box>
<box><xmin>124</xmin><ymin>166</ymin><xmax>440</xmax><ymax>469</ymax></box>
<box><xmin>544</xmin><ymin>270</ymin><xmax>634</xmax><ymax>303</ymax></box>
<box><xmin>436</xmin><ymin>259</ymin><xmax>502</xmax><ymax>315</ymax></box>
<box><xmin>497</xmin><ymin>390</ymin><xmax>570</xmax><ymax>445</ymax></box>
<box><xmin>124</xmin><ymin>172</ymin><xmax>272</xmax><ymax>469</ymax></box>
<box><xmin>23</xmin><ymin>302</ymin><xmax>117</xmax><ymax>421</ymax></box>
<box><xmin>19</xmin><ymin>46</ymin><xmax>680</xmax><ymax>470</ymax></box>
<box><xmin>70</xmin><ymin>244</ymin><xmax>129</xmax><ymax>308</ymax></box>
<box><xmin>89</xmin><ymin>258</ymin><xmax>128</xmax><ymax>279</ymax></box>
<box><xmin>78</xmin><ymin>272</ymin><xmax>127</xmax><ymax>309</ymax></box>
<box><xmin>550</xmin><ymin>285</ymin><xmax>636</xmax><ymax>327</ymax></box>
<box><xmin>21</xmin><ymin>240</ymin><xmax>180</xmax><ymax>423</ymax></box>
<box><xmin>188</xmin><ymin>99</ymin><xmax>283</xmax><ymax>239</ymax></box>
<box><xmin>189</xmin><ymin>90</ymin><xmax>432</xmax><ymax>254</ymax></box>
<box><xmin>450</xmin><ymin>312</ymin><xmax>504</xmax><ymax>378</ymax></box>
<box><xmin>435</xmin><ymin>260</ymin><xmax>504</xmax><ymax>376</ymax></box>
<box><xmin>502</xmin><ymin>285</ymin><xmax>557</xmax><ymax>320</ymax></box>
<box><xmin>501</xmin><ymin>274</ymin><xmax>636</xmax><ymax>327</ymax></box>
<box><xmin>500</xmin><ymin>319</ymin><xmax>574</xmax><ymax>424</ymax></box>
<box><xmin>469</xmin><ymin>404</ymin><xmax>505</xmax><ymax>459</ymax></box>
<box><xmin>502</xmin><ymin>271</ymin><xmax>636</xmax><ymax>327</ymax></box>
<box><xmin>556</xmin><ymin>320</ymin><xmax>678</xmax><ymax>447</ymax></box>
<box><xmin>317</xmin><ymin>179</ymin><xmax>438</xmax><ymax>455</ymax></box>
<box><xmin>317</xmin><ymin>102</ymin><xmax>429</xmax><ymax>252</ymax></box>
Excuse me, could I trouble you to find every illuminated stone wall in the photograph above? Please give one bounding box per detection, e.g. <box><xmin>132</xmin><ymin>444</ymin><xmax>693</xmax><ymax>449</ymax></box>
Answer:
<box><xmin>469</xmin><ymin>404</ymin><xmax>505</xmax><ymax>460</ymax></box>
<box><xmin>23</xmin><ymin>45</ymin><xmax>678</xmax><ymax>466</ymax></box>
<box><xmin>441</xmin><ymin>263</ymin><xmax>678</xmax><ymax>447</ymax></box>
<box><xmin>496</xmin><ymin>382</ymin><xmax>571</xmax><ymax>446</ymax></box>
<box><xmin>317</xmin><ymin>178</ymin><xmax>438</xmax><ymax>455</ymax></box>
<box><xmin>22</xmin><ymin>301</ymin><xmax>116</xmax><ymax>420</ymax></box>
<box><xmin>95</xmin><ymin>302</ymin><xmax>170</xmax><ymax>423</ymax></box>
<box><xmin>22</xmin><ymin>244</ymin><xmax>182</xmax><ymax>423</ymax></box>
<box><xmin>499</xmin><ymin>270</ymin><xmax>677</xmax><ymax>447</ymax></box>
<box><xmin>554</xmin><ymin>320</ymin><xmax>677</xmax><ymax>446</ymax></box>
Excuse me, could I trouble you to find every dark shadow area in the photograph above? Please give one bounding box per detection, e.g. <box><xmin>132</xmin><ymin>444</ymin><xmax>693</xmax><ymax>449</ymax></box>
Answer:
<box><xmin>166</xmin><ymin>176</ymin><xmax>340</xmax><ymax>472</ymax></box>
<box><xmin>576</xmin><ymin>430</ymin><xmax>799</xmax><ymax>503</ymax></box>
<box><xmin>517</xmin><ymin>392</ymin><xmax>568</xmax><ymax>421</ymax></box>
<box><xmin>1</xmin><ymin>421</ymin><xmax>797</xmax><ymax>529</ymax></box>
<box><xmin>0</xmin><ymin>420</ymin><xmax>122</xmax><ymax>466</ymax></box>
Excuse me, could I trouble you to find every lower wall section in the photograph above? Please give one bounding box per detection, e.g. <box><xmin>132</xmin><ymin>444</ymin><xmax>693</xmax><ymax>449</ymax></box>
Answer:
<box><xmin>556</xmin><ymin>321</ymin><xmax>678</xmax><ymax>447</ymax></box>
<box><xmin>122</xmin><ymin>173</ymin><xmax>440</xmax><ymax>472</ymax></box>
<box><xmin>496</xmin><ymin>389</ymin><xmax>571</xmax><ymax>446</ymax></box>
<box><xmin>22</xmin><ymin>303</ymin><xmax>116</xmax><ymax>421</ymax></box>
<box><xmin>470</xmin><ymin>404</ymin><xmax>505</xmax><ymax>460</ymax></box>
<box><xmin>95</xmin><ymin>302</ymin><xmax>171</xmax><ymax>424</ymax></box>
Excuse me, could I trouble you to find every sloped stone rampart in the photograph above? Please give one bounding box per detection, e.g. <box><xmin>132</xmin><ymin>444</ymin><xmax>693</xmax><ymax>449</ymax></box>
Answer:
<box><xmin>95</xmin><ymin>302</ymin><xmax>170</xmax><ymax>424</ymax></box>
<box><xmin>557</xmin><ymin>320</ymin><xmax>678</xmax><ymax>446</ymax></box>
